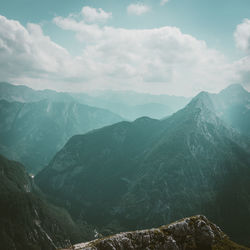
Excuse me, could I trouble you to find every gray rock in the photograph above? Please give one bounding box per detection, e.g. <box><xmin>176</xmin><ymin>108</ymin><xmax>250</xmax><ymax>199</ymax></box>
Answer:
<box><xmin>65</xmin><ymin>215</ymin><xmax>230</xmax><ymax>250</ymax></box>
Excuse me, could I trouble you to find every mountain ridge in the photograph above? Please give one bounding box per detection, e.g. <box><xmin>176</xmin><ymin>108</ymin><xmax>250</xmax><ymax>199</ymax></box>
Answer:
<box><xmin>36</xmin><ymin>86</ymin><xmax>250</xmax><ymax>245</ymax></box>
<box><xmin>0</xmin><ymin>82</ymin><xmax>190</xmax><ymax>120</ymax></box>
<box><xmin>0</xmin><ymin>98</ymin><xmax>123</xmax><ymax>173</ymax></box>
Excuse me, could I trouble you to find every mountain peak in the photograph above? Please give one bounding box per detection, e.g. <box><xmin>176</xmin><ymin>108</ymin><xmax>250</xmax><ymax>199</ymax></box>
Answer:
<box><xmin>217</xmin><ymin>84</ymin><xmax>250</xmax><ymax>107</ymax></box>
<box><xmin>173</xmin><ymin>91</ymin><xmax>223</xmax><ymax>128</ymax></box>
<box><xmin>220</xmin><ymin>84</ymin><xmax>248</xmax><ymax>95</ymax></box>
<box><xmin>133</xmin><ymin>116</ymin><xmax>156</xmax><ymax>124</ymax></box>
<box><xmin>186</xmin><ymin>91</ymin><xmax>215</xmax><ymax>113</ymax></box>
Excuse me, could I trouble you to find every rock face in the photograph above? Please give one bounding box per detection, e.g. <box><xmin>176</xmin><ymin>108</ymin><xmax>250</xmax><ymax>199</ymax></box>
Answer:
<box><xmin>65</xmin><ymin>216</ymin><xmax>248</xmax><ymax>250</ymax></box>
<box><xmin>36</xmin><ymin>85</ymin><xmax>250</xmax><ymax>246</ymax></box>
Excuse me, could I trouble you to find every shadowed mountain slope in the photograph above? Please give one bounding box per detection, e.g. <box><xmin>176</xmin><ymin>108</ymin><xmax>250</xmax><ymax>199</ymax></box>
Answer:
<box><xmin>0</xmin><ymin>99</ymin><xmax>123</xmax><ymax>174</ymax></box>
<box><xmin>0</xmin><ymin>155</ymin><xmax>93</xmax><ymax>250</ymax></box>
<box><xmin>36</xmin><ymin>88</ymin><xmax>250</xmax><ymax>246</ymax></box>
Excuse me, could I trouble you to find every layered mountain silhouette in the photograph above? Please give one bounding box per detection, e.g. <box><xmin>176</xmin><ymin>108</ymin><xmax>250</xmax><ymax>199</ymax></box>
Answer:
<box><xmin>0</xmin><ymin>82</ymin><xmax>190</xmax><ymax>120</ymax></box>
<box><xmin>36</xmin><ymin>84</ymin><xmax>250</xmax><ymax>246</ymax></box>
<box><xmin>0</xmin><ymin>99</ymin><xmax>122</xmax><ymax>174</ymax></box>
<box><xmin>0</xmin><ymin>82</ymin><xmax>191</xmax><ymax>174</ymax></box>
<box><xmin>0</xmin><ymin>155</ymin><xmax>92</xmax><ymax>250</ymax></box>
<box><xmin>71</xmin><ymin>90</ymin><xmax>190</xmax><ymax>120</ymax></box>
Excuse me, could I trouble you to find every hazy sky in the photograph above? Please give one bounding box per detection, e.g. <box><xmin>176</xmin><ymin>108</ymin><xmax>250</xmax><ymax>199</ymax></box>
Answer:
<box><xmin>1</xmin><ymin>0</ymin><xmax>250</xmax><ymax>96</ymax></box>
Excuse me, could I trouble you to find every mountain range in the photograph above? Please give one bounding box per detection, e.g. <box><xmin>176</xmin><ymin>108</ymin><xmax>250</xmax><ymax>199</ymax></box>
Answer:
<box><xmin>0</xmin><ymin>99</ymin><xmax>122</xmax><ymax>174</ymax></box>
<box><xmin>1</xmin><ymin>82</ymin><xmax>250</xmax><ymax>249</ymax></box>
<box><xmin>71</xmin><ymin>90</ymin><xmax>190</xmax><ymax>120</ymax></box>
<box><xmin>0</xmin><ymin>82</ymin><xmax>74</xmax><ymax>103</ymax></box>
<box><xmin>0</xmin><ymin>82</ymin><xmax>190</xmax><ymax>120</ymax></box>
<box><xmin>36</xmin><ymin>84</ymin><xmax>250</xmax><ymax>246</ymax></box>
<box><xmin>0</xmin><ymin>82</ymin><xmax>191</xmax><ymax>173</ymax></box>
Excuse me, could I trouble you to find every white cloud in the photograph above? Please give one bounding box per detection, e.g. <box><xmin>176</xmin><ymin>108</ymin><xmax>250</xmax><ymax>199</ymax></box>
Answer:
<box><xmin>232</xmin><ymin>55</ymin><xmax>250</xmax><ymax>90</ymax></box>
<box><xmin>0</xmin><ymin>15</ymin><xmax>71</xmax><ymax>85</ymax></box>
<box><xmin>1</xmin><ymin>14</ymin><xmax>249</xmax><ymax>96</ymax></box>
<box><xmin>234</xmin><ymin>18</ymin><xmax>250</xmax><ymax>54</ymax></box>
<box><xmin>81</xmin><ymin>6</ymin><xmax>112</xmax><ymax>23</ymax></box>
<box><xmin>160</xmin><ymin>0</ymin><xmax>170</xmax><ymax>6</ymax></box>
<box><xmin>53</xmin><ymin>14</ymin><xmax>238</xmax><ymax>95</ymax></box>
<box><xmin>127</xmin><ymin>4</ymin><xmax>150</xmax><ymax>16</ymax></box>
<box><xmin>233</xmin><ymin>19</ymin><xmax>250</xmax><ymax>89</ymax></box>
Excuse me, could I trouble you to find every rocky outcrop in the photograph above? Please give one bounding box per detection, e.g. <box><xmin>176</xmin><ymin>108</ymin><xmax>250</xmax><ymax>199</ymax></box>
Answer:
<box><xmin>65</xmin><ymin>215</ymin><xmax>248</xmax><ymax>250</ymax></box>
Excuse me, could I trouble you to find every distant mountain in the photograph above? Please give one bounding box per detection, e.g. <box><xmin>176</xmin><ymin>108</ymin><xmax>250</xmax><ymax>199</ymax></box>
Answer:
<box><xmin>71</xmin><ymin>90</ymin><xmax>190</xmax><ymax>120</ymax></box>
<box><xmin>0</xmin><ymin>155</ymin><xmax>91</xmax><ymax>250</ymax></box>
<box><xmin>67</xmin><ymin>215</ymin><xmax>248</xmax><ymax>250</ymax></box>
<box><xmin>121</xmin><ymin>102</ymin><xmax>171</xmax><ymax>120</ymax></box>
<box><xmin>36</xmin><ymin>86</ymin><xmax>250</xmax><ymax>246</ymax></box>
<box><xmin>0</xmin><ymin>99</ymin><xmax>123</xmax><ymax>174</ymax></box>
<box><xmin>0</xmin><ymin>82</ymin><xmax>74</xmax><ymax>103</ymax></box>
<box><xmin>0</xmin><ymin>82</ymin><xmax>190</xmax><ymax>120</ymax></box>
<box><xmin>211</xmin><ymin>84</ymin><xmax>250</xmax><ymax>137</ymax></box>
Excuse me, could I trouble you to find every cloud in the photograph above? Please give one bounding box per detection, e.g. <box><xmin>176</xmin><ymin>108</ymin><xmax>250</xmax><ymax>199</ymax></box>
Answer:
<box><xmin>127</xmin><ymin>4</ymin><xmax>150</xmax><ymax>16</ymax></box>
<box><xmin>0</xmin><ymin>15</ymin><xmax>71</xmax><ymax>85</ymax></box>
<box><xmin>53</xmin><ymin>14</ymin><xmax>237</xmax><ymax>95</ymax></box>
<box><xmin>234</xmin><ymin>18</ymin><xmax>250</xmax><ymax>54</ymax></box>
<box><xmin>232</xmin><ymin>19</ymin><xmax>250</xmax><ymax>88</ymax></box>
<box><xmin>81</xmin><ymin>6</ymin><xmax>112</xmax><ymax>23</ymax></box>
<box><xmin>160</xmin><ymin>0</ymin><xmax>170</xmax><ymax>6</ymax></box>
<box><xmin>1</xmin><ymin>14</ymin><xmax>248</xmax><ymax>96</ymax></box>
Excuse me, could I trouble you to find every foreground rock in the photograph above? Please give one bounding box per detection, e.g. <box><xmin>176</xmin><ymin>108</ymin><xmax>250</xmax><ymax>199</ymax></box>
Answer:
<box><xmin>64</xmin><ymin>215</ymin><xmax>248</xmax><ymax>250</ymax></box>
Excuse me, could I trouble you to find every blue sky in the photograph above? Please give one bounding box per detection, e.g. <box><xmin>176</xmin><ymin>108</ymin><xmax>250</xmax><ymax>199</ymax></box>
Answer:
<box><xmin>1</xmin><ymin>0</ymin><xmax>250</xmax><ymax>58</ymax></box>
<box><xmin>0</xmin><ymin>0</ymin><xmax>250</xmax><ymax>95</ymax></box>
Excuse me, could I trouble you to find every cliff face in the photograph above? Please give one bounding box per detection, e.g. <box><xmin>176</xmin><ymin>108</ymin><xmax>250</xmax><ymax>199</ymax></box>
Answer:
<box><xmin>65</xmin><ymin>215</ymin><xmax>248</xmax><ymax>250</ymax></box>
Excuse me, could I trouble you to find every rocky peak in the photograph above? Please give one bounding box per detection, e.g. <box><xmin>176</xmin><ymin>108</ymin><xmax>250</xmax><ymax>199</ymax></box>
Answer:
<box><xmin>186</xmin><ymin>91</ymin><xmax>215</xmax><ymax>112</ymax></box>
<box><xmin>176</xmin><ymin>91</ymin><xmax>222</xmax><ymax>129</ymax></box>
<box><xmin>64</xmin><ymin>215</ymin><xmax>247</xmax><ymax>250</ymax></box>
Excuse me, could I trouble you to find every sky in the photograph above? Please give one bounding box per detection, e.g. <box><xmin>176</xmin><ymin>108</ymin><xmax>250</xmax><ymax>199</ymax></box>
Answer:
<box><xmin>0</xmin><ymin>0</ymin><xmax>250</xmax><ymax>96</ymax></box>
